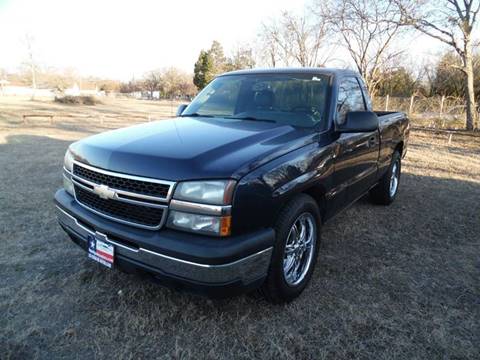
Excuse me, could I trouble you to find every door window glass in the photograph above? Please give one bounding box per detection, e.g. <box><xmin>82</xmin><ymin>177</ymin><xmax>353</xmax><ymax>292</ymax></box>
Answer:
<box><xmin>337</xmin><ymin>77</ymin><xmax>366</xmax><ymax>124</ymax></box>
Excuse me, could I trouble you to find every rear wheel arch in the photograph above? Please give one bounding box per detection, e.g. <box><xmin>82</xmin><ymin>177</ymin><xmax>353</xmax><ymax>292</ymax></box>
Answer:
<box><xmin>369</xmin><ymin>150</ymin><xmax>401</xmax><ymax>205</ymax></box>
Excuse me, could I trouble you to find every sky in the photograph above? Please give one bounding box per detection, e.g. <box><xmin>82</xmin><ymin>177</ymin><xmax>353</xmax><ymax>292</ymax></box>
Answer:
<box><xmin>0</xmin><ymin>0</ymin><xmax>442</xmax><ymax>81</ymax></box>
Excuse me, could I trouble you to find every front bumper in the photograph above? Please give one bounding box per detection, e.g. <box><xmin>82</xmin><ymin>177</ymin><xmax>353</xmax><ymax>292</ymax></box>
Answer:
<box><xmin>54</xmin><ymin>189</ymin><xmax>274</xmax><ymax>297</ymax></box>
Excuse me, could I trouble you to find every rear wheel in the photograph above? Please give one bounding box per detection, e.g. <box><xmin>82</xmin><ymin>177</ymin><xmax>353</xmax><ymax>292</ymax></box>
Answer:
<box><xmin>260</xmin><ymin>194</ymin><xmax>321</xmax><ymax>303</ymax></box>
<box><xmin>369</xmin><ymin>150</ymin><xmax>401</xmax><ymax>205</ymax></box>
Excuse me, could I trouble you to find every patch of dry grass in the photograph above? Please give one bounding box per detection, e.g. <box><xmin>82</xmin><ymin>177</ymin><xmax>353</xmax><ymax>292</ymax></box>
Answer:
<box><xmin>0</xmin><ymin>99</ymin><xmax>479</xmax><ymax>359</ymax></box>
<box><xmin>0</xmin><ymin>96</ymin><xmax>182</xmax><ymax>131</ymax></box>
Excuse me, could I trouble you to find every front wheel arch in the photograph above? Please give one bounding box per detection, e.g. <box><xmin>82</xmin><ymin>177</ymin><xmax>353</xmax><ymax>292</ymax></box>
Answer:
<box><xmin>259</xmin><ymin>193</ymin><xmax>322</xmax><ymax>303</ymax></box>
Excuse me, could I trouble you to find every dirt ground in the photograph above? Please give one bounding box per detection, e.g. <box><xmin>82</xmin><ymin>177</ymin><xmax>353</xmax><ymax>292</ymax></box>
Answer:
<box><xmin>1</xmin><ymin>97</ymin><xmax>479</xmax><ymax>359</ymax></box>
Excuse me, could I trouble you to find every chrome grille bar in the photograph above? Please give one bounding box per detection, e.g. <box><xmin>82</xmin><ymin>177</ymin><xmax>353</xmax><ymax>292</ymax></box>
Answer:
<box><xmin>71</xmin><ymin>161</ymin><xmax>176</xmax><ymax>230</ymax></box>
<box><xmin>72</xmin><ymin>161</ymin><xmax>175</xmax><ymax>202</ymax></box>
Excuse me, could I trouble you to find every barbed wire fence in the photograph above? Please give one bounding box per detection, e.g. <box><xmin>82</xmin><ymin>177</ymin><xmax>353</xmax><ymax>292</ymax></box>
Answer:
<box><xmin>373</xmin><ymin>95</ymin><xmax>474</xmax><ymax>130</ymax></box>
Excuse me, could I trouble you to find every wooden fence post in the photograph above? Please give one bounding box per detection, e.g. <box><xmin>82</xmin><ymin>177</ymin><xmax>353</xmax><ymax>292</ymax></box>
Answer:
<box><xmin>409</xmin><ymin>95</ymin><xmax>415</xmax><ymax>115</ymax></box>
<box><xmin>440</xmin><ymin>95</ymin><xmax>445</xmax><ymax>115</ymax></box>
<box><xmin>385</xmin><ymin>95</ymin><xmax>389</xmax><ymax>111</ymax></box>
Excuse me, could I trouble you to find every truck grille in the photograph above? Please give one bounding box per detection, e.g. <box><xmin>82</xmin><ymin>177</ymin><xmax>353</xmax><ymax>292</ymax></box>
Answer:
<box><xmin>75</xmin><ymin>186</ymin><xmax>165</xmax><ymax>228</ymax></box>
<box><xmin>71</xmin><ymin>162</ymin><xmax>173</xmax><ymax>230</ymax></box>
<box><xmin>73</xmin><ymin>163</ymin><xmax>170</xmax><ymax>199</ymax></box>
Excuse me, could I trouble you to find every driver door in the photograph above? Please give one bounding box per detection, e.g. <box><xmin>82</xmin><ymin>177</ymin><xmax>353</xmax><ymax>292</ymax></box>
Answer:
<box><xmin>334</xmin><ymin>77</ymin><xmax>380</xmax><ymax>204</ymax></box>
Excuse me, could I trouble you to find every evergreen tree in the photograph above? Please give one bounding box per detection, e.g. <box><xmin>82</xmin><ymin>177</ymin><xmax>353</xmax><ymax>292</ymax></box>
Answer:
<box><xmin>193</xmin><ymin>41</ymin><xmax>256</xmax><ymax>90</ymax></box>
<box><xmin>376</xmin><ymin>67</ymin><xmax>416</xmax><ymax>97</ymax></box>
<box><xmin>209</xmin><ymin>40</ymin><xmax>227</xmax><ymax>73</ymax></box>
<box><xmin>193</xmin><ymin>50</ymin><xmax>215</xmax><ymax>90</ymax></box>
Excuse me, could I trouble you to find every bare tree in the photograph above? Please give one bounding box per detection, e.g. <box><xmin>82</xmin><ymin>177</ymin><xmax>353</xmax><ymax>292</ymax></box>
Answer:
<box><xmin>162</xmin><ymin>67</ymin><xmax>196</xmax><ymax>99</ymax></box>
<box><xmin>177</xmin><ymin>76</ymin><xmax>197</xmax><ymax>98</ymax></box>
<box><xmin>395</xmin><ymin>0</ymin><xmax>479</xmax><ymax>130</ymax></box>
<box><xmin>257</xmin><ymin>30</ymin><xmax>280</xmax><ymax>67</ymax></box>
<box><xmin>119</xmin><ymin>79</ymin><xmax>141</xmax><ymax>94</ymax></box>
<box><xmin>141</xmin><ymin>68</ymin><xmax>196</xmax><ymax>99</ymax></box>
<box><xmin>259</xmin><ymin>10</ymin><xmax>331</xmax><ymax>67</ymax></box>
<box><xmin>226</xmin><ymin>45</ymin><xmax>256</xmax><ymax>71</ymax></box>
<box><xmin>142</xmin><ymin>70</ymin><xmax>163</xmax><ymax>99</ymax></box>
<box><xmin>23</xmin><ymin>34</ymin><xmax>38</xmax><ymax>100</ymax></box>
<box><xmin>318</xmin><ymin>0</ymin><xmax>405</xmax><ymax>98</ymax></box>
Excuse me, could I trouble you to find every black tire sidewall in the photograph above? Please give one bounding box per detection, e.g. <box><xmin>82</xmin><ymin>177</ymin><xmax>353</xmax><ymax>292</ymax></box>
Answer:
<box><xmin>369</xmin><ymin>150</ymin><xmax>402</xmax><ymax>205</ymax></box>
<box><xmin>265</xmin><ymin>195</ymin><xmax>321</xmax><ymax>302</ymax></box>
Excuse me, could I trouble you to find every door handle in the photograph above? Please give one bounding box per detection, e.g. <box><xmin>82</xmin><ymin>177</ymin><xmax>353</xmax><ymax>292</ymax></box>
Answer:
<box><xmin>368</xmin><ymin>136</ymin><xmax>376</xmax><ymax>147</ymax></box>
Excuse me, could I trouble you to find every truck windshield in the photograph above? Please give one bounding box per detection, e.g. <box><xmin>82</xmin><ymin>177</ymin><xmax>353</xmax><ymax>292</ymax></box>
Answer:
<box><xmin>182</xmin><ymin>74</ymin><xmax>330</xmax><ymax>129</ymax></box>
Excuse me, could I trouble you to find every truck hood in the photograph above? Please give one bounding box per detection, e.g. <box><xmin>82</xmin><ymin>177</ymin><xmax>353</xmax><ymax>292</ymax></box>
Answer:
<box><xmin>70</xmin><ymin>116</ymin><xmax>317</xmax><ymax>181</ymax></box>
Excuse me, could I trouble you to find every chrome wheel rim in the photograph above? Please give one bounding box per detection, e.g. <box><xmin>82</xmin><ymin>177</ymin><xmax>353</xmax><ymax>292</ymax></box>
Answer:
<box><xmin>283</xmin><ymin>213</ymin><xmax>317</xmax><ymax>286</ymax></box>
<box><xmin>389</xmin><ymin>161</ymin><xmax>399</xmax><ymax>197</ymax></box>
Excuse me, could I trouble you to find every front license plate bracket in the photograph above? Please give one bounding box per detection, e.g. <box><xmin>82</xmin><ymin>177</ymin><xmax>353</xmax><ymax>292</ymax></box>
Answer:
<box><xmin>87</xmin><ymin>232</ymin><xmax>114</xmax><ymax>268</ymax></box>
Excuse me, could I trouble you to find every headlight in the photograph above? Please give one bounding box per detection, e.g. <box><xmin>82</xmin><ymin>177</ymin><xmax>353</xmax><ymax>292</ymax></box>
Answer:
<box><xmin>64</xmin><ymin>149</ymin><xmax>74</xmax><ymax>172</ymax></box>
<box><xmin>63</xmin><ymin>172</ymin><xmax>75</xmax><ymax>196</ymax></box>
<box><xmin>168</xmin><ymin>179</ymin><xmax>235</xmax><ymax>236</ymax></box>
<box><xmin>167</xmin><ymin>210</ymin><xmax>231</xmax><ymax>236</ymax></box>
<box><xmin>63</xmin><ymin>149</ymin><xmax>74</xmax><ymax>196</ymax></box>
<box><xmin>173</xmin><ymin>180</ymin><xmax>235</xmax><ymax>205</ymax></box>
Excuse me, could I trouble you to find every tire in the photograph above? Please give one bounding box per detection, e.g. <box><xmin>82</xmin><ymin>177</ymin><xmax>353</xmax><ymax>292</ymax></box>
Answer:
<box><xmin>369</xmin><ymin>150</ymin><xmax>401</xmax><ymax>205</ymax></box>
<box><xmin>260</xmin><ymin>194</ymin><xmax>321</xmax><ymax>304</ymax></box>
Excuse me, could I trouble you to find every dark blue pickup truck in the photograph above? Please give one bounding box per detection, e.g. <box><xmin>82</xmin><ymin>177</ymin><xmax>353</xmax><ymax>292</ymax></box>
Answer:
<box><xmin>55</xmin><ymin>68</ymin><xmax>409</xmax><ymax>303</ymax></box>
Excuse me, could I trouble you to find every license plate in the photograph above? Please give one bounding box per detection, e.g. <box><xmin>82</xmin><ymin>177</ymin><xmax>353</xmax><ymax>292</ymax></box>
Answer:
<box><xmin>87</xmin><ymin>232</ymin><xmax>114</xmax><ymax>268</ymax></box>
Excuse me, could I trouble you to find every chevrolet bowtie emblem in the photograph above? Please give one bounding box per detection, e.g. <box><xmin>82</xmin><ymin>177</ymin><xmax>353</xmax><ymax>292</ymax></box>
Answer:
<box><xmin>93</xmin><ymin>184</ymin><xmax>116</xmax><ymax>200</ymax></box>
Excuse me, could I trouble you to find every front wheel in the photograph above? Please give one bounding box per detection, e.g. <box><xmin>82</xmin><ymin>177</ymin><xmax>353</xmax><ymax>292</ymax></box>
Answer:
<box><xmin>369</xmin><ymin>150</ymin><xmax>401</xmax><ymax>205</ymax></box>
<box><xmin>260</xmin><ymin>194</ymin><xmax>321</xmax><ymax>303</ymax></box>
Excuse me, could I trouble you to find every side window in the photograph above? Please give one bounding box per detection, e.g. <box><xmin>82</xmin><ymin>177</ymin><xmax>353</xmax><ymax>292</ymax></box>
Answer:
<box><xmin>336</xmin><ymin>77</ymin><xmax>366</xmax><ymax>124</ymax></box>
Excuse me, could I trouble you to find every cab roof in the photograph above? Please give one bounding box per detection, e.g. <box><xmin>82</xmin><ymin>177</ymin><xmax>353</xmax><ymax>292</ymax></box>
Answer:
<box><xmin>220</xmin><ymin>67</ymin><xmax>359</xmax><ymax>78</ymax></box>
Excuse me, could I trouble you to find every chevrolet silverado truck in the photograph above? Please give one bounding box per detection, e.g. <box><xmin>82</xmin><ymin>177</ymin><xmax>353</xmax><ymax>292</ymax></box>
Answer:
<box><xmin>55</xmin><ymin>68</ymin><xmax>409</xmax><ymax>303</ymax></box>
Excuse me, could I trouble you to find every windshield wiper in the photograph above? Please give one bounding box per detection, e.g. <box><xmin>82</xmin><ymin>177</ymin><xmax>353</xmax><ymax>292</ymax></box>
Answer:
<box><xmin>226</xmin><ymin>116</ymin><xmax>276</xmax><ymax>123</ymax></box>
<box><xmin>181</xmin><ymin>113</ymin><xmax>215</xmax><ymax>118</ymax></box>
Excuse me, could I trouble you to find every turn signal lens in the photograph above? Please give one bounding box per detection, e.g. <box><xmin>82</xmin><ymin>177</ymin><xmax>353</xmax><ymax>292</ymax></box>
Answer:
<box><xmin>220</xmin><ymin>216</ymin><xmax>232</xmax><ymax>237</ymax></box>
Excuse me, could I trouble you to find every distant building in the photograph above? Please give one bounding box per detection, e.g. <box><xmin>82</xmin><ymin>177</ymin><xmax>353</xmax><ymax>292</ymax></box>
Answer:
<box><xmin>65</xmin><ymin>83</ymin><xmax>81</xmax><ymax>96</ymax></box>
<box><xmin>0</xmin><ymin>79</ymin><xmax>9</xmax><ymax>94</ymax></box>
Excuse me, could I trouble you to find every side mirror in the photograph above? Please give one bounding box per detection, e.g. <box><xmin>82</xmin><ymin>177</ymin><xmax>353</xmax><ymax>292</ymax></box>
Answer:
<box><xmin>336</xmin><ymin>111</ymin><xmax>379</xmax><ymax>133</ymax></box>
<box><xmin>176</xmin><ymin>104</ymin><xmax>188</xmax><ymax>117</ymax></box>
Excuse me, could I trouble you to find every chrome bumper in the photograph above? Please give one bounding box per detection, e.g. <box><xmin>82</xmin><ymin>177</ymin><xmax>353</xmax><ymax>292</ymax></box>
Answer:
<box><xmin>56</xmin><ymin>206</ymin><xmax>272</xmax><ymax>285</ymax></box>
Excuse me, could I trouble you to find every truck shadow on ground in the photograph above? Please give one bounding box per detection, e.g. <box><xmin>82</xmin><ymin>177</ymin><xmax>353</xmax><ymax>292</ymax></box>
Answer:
<box><xmin>2</xmin><ymin>133</ymin><xmax>479</xmax><ymax>359</ymax></box>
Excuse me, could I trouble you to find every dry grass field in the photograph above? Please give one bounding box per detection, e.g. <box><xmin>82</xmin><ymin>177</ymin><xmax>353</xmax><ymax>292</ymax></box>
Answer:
<box><xmin>1</xmin><ymin>97</ymin><xmax>479</xmax><ymax>359</ymax></box>
<box><xmin>0</xmin><ymin>96</ymin><xmax>183</xmax><ymax>130</ymax></box>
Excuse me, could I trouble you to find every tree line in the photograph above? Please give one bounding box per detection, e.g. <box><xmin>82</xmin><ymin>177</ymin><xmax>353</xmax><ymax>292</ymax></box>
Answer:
<box><xmin>117</xmin><ymin>41</ymin><xmax>255</xmax><ymax>99</ymax></box>
<box><xmin>119</xmin><ymin>67</ymin><xmax>196</xmax><ymax>99</ymax></box>
<box><xmin>190</xmin><ymin>0</ymin><xmax>479</xmax><ymax>130</ymax></box>
<box><xmin>375</xmin><ymin>52</ymin><xmax>480</xmax><ymax>99</ymax></box>
<box><xmin>3</xmin><ymin>0</ymin><xmax>477</xmax><ymax>129</ymax></box>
